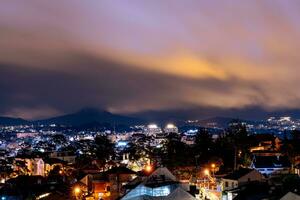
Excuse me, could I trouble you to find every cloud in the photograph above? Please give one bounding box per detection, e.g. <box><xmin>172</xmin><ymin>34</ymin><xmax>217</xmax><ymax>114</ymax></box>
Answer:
<box><xmin>0</xmin><ymin>0</ymin><xmax>300</xmax><ymax>119</ymax></box>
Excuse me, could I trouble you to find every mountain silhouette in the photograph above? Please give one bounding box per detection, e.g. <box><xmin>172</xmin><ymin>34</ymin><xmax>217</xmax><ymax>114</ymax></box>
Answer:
<box><xmin>36</xmin><ymin>108</ymin><xmax>143</xmax><ymax>126</ymax></box>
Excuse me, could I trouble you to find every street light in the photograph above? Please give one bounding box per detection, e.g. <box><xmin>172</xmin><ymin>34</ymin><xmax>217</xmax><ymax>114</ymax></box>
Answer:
<box><xmin>74</xmin><ymin>186</ymin><xmax>81</xmax><ymax>195</ymax></box>
<box><xmin>145</xmin><ymin>165</ymin><xmax>152</xmax><ymax>173</ymax></box>
<box><xmin>204</xmin><ymin>169</ymin><xmax>210</xmax><ymax>176</ymax></box>
<box><xmin>211</xmin><ymin>163</ymin><xmax>216</xmax><ymax>177</ymax></box>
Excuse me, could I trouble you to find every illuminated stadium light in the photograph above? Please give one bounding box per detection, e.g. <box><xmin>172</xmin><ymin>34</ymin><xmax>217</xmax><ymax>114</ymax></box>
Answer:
<box><xmin>166</xmin><ymin>123</ymin><xmax>175</xmax><ymax>129</ymax></box>
<box><xmin>148</xmin><ymin>124</ymin><xmax>158</xmax><ymax>129</ymax></box>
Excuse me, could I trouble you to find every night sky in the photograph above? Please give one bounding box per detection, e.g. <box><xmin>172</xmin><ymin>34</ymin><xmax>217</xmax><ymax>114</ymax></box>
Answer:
<box><xmin>1</xmin><ymin>1</ymin><xmax>300</xmax><ymax>120</ymax></box>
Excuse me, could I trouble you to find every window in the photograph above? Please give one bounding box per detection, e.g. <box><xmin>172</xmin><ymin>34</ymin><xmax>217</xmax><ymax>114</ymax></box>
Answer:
<box><xmin>152</xmin><ymin>186</ymin><xmax>170</xmax><ymax>196</ymax></box>
<box><xmin>225</xmin><ymin>182</ymin><xmax>229</xmax><ymax>187</ymax></box>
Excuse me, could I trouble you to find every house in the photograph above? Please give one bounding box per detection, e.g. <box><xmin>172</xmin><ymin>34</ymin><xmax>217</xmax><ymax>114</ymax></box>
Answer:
<box><xmin>43</xmin><ymin>157</ymin><xmax>67</xmax><ymax>176</ymax></box>
<box><xmin>91</xmin><ymin>174</ymin><xmax>111</xmax><ymax>200</ymax></box>
<box><xmin>223</xmin><ymin>182</ymin><xmax>270</xmax><ymax>200</ymax></box>
<box><xmin>280</xmin><ymin>192</ymin><xmax>300</xmax><ymax>200</ymax></box>
<box><xmin>105</xmin><ymin>166</ymin><xmax>137</xmax><ymax>199</ymax></box>
<box><xmin>250</xmin><ymin>155</ymin><xmax>291</xmax><ymax>176</ymax></box>
<box><xmin>79</xmin><ymin>166</ymin><xmax>136</xmax><ymax>200</ymax></box>
<box><xmin>221</xmin><ymin>168</ymin><xmax>263</xmax><ymax>191</ymax></box>
<box><xmin>78</xmin><ymin>173</ymin><xmax>111</xmax><ymax>200</ymax></box>
<box><xmin>81</xmin><ymin>162</ymin><xmax>102</xmax><ymax>174</ymax></box>
<box><xmin>0</xmin><ymin>175</ymin><xmax>45</xmax><ymax>200</ymax></box>
<box><xmin>121</xmin><ymin>167</ymin><xmax>196</xmax><ymax>200</ymax></box>
<box><xmin>14</xmin><ymin>157</ymin><xmax>45</xmax><ymax>176</ymax></box>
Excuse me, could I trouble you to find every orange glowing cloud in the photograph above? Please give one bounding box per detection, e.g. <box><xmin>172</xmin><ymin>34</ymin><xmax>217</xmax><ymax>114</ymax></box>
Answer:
<box><xmin>104</xmin><ymin>52</ymin><xmax>229</xmax><ymax>80</ymax></box>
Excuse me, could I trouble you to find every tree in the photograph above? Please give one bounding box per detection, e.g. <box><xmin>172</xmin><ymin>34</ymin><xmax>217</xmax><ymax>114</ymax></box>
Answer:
<box><xmin>214</xmin><ymin>134</ymin><xmax>235</xmax><ymax>171</ymax></box>
<box><xmin>51</xmin><ymin>134</ymin><xmax>68</xmax><ymax>147</ymax></box>
<box><xmin>212</xmin><ymin>121</ymin><xmax>253</xmax><ymax>171</ymax></box>
<box><xmin>227</xmin><ymin>121</ymin><xmax>252</xmax><ymax>169</ymax></box>
<box><xmin>281</xmin><ymin>174</ymin><xmax>300</xmax><ymax>194</ymax></box>
<box><xmin>194</xmin><ymin>128</ymin><xmax>214</xmax><ymax>162</ymax></box>
<box><xmin>281</xmin><ymin>133</ymin><xmax>296</xmax><ymax>170</ymax></box>
<box><xmin>94</xmin><ymin>135</ymin><xmax>115</xmax><ymax>166</ymax></box>
<box><xmin>124</xmin><ymin>142</ymin><xmax>143</xmax><ymax>161</ymax></box>
<box><xmin>162</xmin><ymin>133</ymin><xmax>191</xmax><ymax>168</ymax></box>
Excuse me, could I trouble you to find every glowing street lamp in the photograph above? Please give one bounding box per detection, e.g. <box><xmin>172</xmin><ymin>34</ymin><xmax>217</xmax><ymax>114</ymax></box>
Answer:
<box><xmin>203</xmin><ymin>169</ymin><xmax>210</xmax><ymax>176</ymax></box>
<box><xmin>211</xmin><ymin>163</ymin><xmax>216</xmax><ymax>177</ymax></box>
<box><xmin>74</xmin><ymin>186</ymin><xmax>81</xmax><ymax>196</ymax></box>
<box><xmin>211</xmin><ymin>163</ymin><xmax>216</xmax><ymax>169</ymax></box>
<box><xmin>145</xmin><ymin>165</ymin><xmax>153</xmax><ymax>173</ymax></box>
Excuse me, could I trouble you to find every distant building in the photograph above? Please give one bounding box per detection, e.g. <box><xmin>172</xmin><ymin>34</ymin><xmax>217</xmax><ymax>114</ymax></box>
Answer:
<box><xmin>151</xmin><ymin>133</ymin><xmax>168</xmax><ymax>148</ymax></box>
<box><xmin>16</xmin><ymin>132</ymin><xmax>39</xmax><ymax>138</ymax></box>
<box><xmin>143</xmin><ymin>124</ymin><xmax>162</xmax><ymax>136</ymax></box>
<box><xmin>181</xmin><ymin>135</ymin><xmax>196</xmax><ymax>145</ymax></box>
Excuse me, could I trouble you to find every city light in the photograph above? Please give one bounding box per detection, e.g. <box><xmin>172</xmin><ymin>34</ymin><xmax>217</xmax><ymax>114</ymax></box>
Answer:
<box><xmin>36</xmin><ymin>193</ymin><xmax>50</xmax><ymax>199</ymax></box>
<box><xmin>74</xmin><ymin>187</ymin><xmax>81</xmax><ymax>194</ymax></box>
<box><xmin>145</xmin><ymin>165</ymin><xmax>153</xmax><ymax>173</ymax></box>
<box><xmin>166</xmin><ymin>123</ymin><xmax>175</xmax><ymax>129</ymax></box>
<box><xmin>204</xmin><ymin>169</ymin><xmax>210</xmax><ymax>176</ymax></box>
<box><xmin>148</xmin><ymin>124</ymin><xmax>158</xmax><ymax>129</ymax></box>
<box><xmin>0</xmin><ymin>2</ymin><xmax>299</xmax><ymax>200</ymax></box>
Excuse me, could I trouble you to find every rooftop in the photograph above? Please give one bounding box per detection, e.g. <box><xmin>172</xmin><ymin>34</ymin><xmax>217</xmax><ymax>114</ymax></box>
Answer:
<box><xmin>223</xmin><ymin>168</ymin><xmax>255</xmax><ymax>180</ymax></box>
